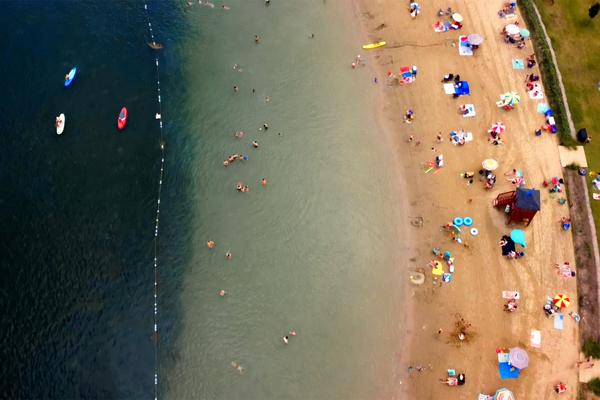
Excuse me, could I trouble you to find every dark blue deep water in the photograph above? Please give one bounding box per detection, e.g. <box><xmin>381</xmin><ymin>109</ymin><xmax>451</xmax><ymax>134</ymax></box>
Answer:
<box><xmin>0</xmin><ymin>1</ymin><xmax>188</xmax><ymax>398</ymax></box>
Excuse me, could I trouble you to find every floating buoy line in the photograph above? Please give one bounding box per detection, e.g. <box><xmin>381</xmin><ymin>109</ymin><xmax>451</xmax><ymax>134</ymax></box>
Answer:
<box><xmin>142</xmin><ymin>2</ymin><xmax>164</xmax><ymax>399</ymax></box>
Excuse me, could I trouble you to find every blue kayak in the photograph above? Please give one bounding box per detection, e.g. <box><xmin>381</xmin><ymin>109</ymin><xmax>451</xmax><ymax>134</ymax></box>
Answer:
<box><xmin>64</xmin><ymin>67</ymin><xmax>77</xmax><ymax>87</ymax></box>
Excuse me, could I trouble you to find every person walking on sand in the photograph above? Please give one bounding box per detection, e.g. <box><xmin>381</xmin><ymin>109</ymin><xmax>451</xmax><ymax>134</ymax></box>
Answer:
<box><xmin>408</xmin><ymin>134</ymin><xmax>413</xmax><ymax>142</ymax></box>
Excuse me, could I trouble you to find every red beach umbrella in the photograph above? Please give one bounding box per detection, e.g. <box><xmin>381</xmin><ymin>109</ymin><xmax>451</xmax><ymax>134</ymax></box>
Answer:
<box><xmin>492</xmin><ymin>122</ymin><xmax>505</xmax><ymax>133</ymax></box>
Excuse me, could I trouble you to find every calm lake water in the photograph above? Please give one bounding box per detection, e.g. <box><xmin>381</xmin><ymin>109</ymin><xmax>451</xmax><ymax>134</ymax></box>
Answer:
<box><xmin>0</xmin><ymin>1</ymin><xmax>407</xmax><ymax>398</ymax></box>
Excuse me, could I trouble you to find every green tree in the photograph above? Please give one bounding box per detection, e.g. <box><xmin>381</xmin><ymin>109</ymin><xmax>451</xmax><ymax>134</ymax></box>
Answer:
<box><xmin>588</xmin><ymin>3</ymin><xmax>600</xmax><ymax>26</ymax></box>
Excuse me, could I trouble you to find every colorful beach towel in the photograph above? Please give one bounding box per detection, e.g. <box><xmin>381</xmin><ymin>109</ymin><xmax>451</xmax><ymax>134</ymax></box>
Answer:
<box><xmin>503</xmin><ymin>291</ymin><xmax>520</xmax><ymax>299</ymax></box>
<box><xmin>512</xmin><ymin>59</ymin><xmax>524</xmax><ymax>70</ymax></box>
<box><xmin>594</xmin><ymin>193</ymin><xmax>600</xmax><ymax>200</ymax></box>
<box><xmin>529</xmin><ymin>89</ymin><xmax>544</xmax><ymax>99</ymax></box>
<box><xmin>554</xmin><ymin>313</ymin><xmax>564</xmax><ymax>330</ymax></box>
<box><xmin>537</xmin><ymin>103</ymin><xmax>549</xmax><ymax>113</ymax></box>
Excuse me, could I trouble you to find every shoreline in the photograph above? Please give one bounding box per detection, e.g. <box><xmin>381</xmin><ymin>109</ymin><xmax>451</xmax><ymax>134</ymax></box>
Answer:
<box><xmin>350</xmin><ymin>0</ymin><xmax>581</xmax><ymax>398</ymax></box>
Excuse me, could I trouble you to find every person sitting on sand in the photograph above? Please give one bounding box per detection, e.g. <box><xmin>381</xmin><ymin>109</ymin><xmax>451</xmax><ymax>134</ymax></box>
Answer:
<box><xmin>587</xmin><ymin>135</ymin><xmax>593</xmax><ymax>143</ymax></box>
<box><xmin>454</xmin><ymin>75</ymin><xmax>461</xmax><ymax>82</ymax></box>
<box><xmin>504</xmin><ymin>300</ymin><xmax>517</xmax><ymax>312</ymax></box>
<box><xmin>441</xmin><ymin>74</ymin><xmax>454</xmax><ymax>82</ymax></box>
<box><xmin>560</xmin><ymin>217</ymin><xmax>571</xmax><ymax>230</ymax></box>
<box><xmin>428</xmin><ymin>260</ymin><xmax>438</xmax><ymax>269</ymax></box>
<box><xmin>555</xmin><ymin>382</ymin><xmax>567</xmax><ymax>394</ymax></box>
<box><xmin>517</xmin><ymin>42</ymin><xmax>525</xmax><ymax>49</ymax></box>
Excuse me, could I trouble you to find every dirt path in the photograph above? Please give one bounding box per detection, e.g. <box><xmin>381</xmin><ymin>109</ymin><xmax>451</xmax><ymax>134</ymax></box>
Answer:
<box><xmin>352</xmin><ymin>0</ymin><xmax>579</xmax><ymax>398</ymax></box>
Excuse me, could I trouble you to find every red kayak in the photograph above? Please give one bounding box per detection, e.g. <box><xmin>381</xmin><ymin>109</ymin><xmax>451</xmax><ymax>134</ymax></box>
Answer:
<box><xmin>118</xmin><ymin>107</ymin><xmax>127</xmax><ymax>129</ymax></box>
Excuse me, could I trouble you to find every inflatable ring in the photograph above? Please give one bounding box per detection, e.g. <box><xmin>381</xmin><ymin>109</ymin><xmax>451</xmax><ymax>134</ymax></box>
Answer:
<box><xmin>463</xmin><ymin>217</ymin><xmax>473</xmax><ymax>227</ymax></box>
<box><xmin>579</xmin><ymin>169</ymin><xmax>587</xmax><ymax>176</ymax></box>
<box><xmin>470</xmin><ymin>228</ymin><xmax>478</xmax><ymax>236</ymax></box>
<box><xmin>453</xmin><ymin>218</ymin><xmax>464</xmax><ymax>227</ymax></box>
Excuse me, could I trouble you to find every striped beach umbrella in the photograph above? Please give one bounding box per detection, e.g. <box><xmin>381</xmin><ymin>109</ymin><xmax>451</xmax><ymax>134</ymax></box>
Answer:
<box><xmin>554</xmin><ymin>294</ymin><xmax>570</xmax><ymax>308</ymax></box>
<box><xmin>509</xmin><ymin>347</ymin><xmax>529</xmax><ymax>369</ymax></box>
<box><xmin>503</xmin><ymin>92</ymin><xmax>521</xmax><ymax>105</ymax></box>
<box><xmin>494</xmin><ymin>388</ymin><xmax>515</xmax><ymax>400</ymax></box>
<box><xmin>492</xmin><ymin>122</ymin><xmax>506</xmax><ymax>133</ymax></box>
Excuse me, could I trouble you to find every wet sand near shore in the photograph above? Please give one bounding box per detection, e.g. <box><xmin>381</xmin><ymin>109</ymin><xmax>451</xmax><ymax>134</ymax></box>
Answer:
<box><xmin>351</xmin><ymin>0</ymin><xmax>580</xmax><ymax>398</ymax></box>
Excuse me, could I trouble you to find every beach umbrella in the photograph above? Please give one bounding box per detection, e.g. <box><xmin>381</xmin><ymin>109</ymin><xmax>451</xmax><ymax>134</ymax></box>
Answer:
<box><xmin>494</xmin><ymin>388</ymin><xmax>515</xmax><ymax>400</ymax></box>
<box><xmin>505</xmin><ymin>24</ymin><xmax>520</xmax><ymax>34</ymax></box>
<box><xmin>467</xmin><ymin>34</ymin><xmax>484</xmax><ymax>45</ymax></box>
<box><xmin>482</xmin><ymin>159</ymin><xmax>499</xmax><ymax>171</ymax></box>
<box><xmin>503</xmin><ymin>91</ymin><xmax>521</xmax><ymax>106</ymax></box>
<box><xmin>452</xmin><ymin>13</ymin><xmax>463</xmax><ymax>22</ymax></box>
<box><xmin>508</xmin><ymin>347</ymin><xmax>529</xmax><ymax>369</ymax></box>
<box><xmin>520</xmin><ymin>29</ymin><xmax>530</xmax><ymax>38</ymax></box>
<box><xmin>492</xmin><ymin>122</ymin><xmax>506</xmax><ymax>133</ymax></box>
<box><xmin>554</xmin><ymin>294</ymin><xmax>571</xmax><ymax>308</ymax></box>
<box><xmin>510</xmin><ymin>229</ymin><xmax>526</xmax><ymax>247</ymax></box>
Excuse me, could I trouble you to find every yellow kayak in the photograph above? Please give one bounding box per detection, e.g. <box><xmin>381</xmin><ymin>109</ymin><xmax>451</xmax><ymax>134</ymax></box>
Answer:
<box><xmin>362</xmin><ymin>41</ymin><xmax>386</xmax><ymax>50</ymax></box>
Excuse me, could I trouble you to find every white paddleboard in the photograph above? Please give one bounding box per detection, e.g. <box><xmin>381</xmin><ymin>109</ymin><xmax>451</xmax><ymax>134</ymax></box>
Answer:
<box><xmin>56</xmin><ymin>114</ymin><xmax>65</xmax><ymax>135</ymax></box>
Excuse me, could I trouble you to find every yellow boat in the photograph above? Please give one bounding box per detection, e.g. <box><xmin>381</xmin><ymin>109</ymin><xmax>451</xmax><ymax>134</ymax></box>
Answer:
<box><xmin>362</xmin><ymin>41</ymin><xmax>386</xmax><ymax>50</ymax></box>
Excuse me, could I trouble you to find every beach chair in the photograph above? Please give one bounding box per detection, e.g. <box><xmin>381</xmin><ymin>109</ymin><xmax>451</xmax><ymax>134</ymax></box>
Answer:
<box><xmin>496</xmin><ymin>101</ymin><xmax>506</xmax><ymax>107</ymax></box>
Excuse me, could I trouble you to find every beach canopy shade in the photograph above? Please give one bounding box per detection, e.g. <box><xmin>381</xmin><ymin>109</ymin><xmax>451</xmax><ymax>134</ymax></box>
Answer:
<box><xmin>510</xmin><ymin>229</ymin><xmax>526</xmax><ymax>247</ymax></box>
<box><xmin>454</xmin><ymin>81</ymin><xmax>470</xmax><ymax>95</ymax></box>
<box><xmin>468</xmin><ymin>34</ymin><xmax>484</xmax><ymax>45</ymax></box>
<box><xmin>503</xmin><ymin>92</ymin><xmax>521</xmax><ymax>105</ymax></box>
<box><xmin>482</xmin><ymin>159</ymin><xmax>499</xmax><ymax>171</ymax></box>
<box><xmin>515</xmin><ymin>188</ymin><xmax>541</xmax><ymax>211</ymax></box>
<box><xmin>492</xmin><ymin>122</ymin><xmax>505</xmax><ymax>133</ymax></box>
<box><xmin>452</xmin><ymin>13</ymin><xmax>463</xmax><ymax>22</ymax></box>
<box><xmin>505</xmin><ymin>24</ymin><xmax>520</xmax><ymax>34</ymax></box>
<box><xmin>509</xmin><ymin>347</ymin><xmax>529</xmax><ymax>369</ymax></box>
<box><xmin>554</xmin><ymin>294</ymin><xmax>570</xmax><ymax>308</ymax></box>
<box><xmin>520</xmin><ymin>29</ymin><xmax>530</xmax><ymax>38</ymax></box>
<box><xmin>494</xmin><ymin>388</ymin><xmax>515</xmax><ymax>400</ymax></box>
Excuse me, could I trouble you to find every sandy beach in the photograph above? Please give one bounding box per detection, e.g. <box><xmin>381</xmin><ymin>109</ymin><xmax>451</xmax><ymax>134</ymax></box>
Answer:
<box><xmin>352</xmin><ymin>0</ymin><xmax>580</xmax><ymax>398</ymax></box>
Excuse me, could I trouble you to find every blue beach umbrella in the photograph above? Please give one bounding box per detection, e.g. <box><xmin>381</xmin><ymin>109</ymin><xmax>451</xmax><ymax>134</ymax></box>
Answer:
<box><xmin>511</xmin><ymin>229</ymin><xmax>526</xmax><ymax>248</ymax></box>
<box><xmin>520</xmin><ymin>29</ymin><xmax>530</xmax><ymax>38</ymax></box>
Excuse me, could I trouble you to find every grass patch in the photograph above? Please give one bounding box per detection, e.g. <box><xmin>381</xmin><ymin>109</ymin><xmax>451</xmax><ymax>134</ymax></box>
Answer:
<box><xmin>567</xmin><ymin>162</ymin><xmax>582</xmax><ymax>171</ymax></box>
<box><xmin>583</xmin><ymin>337</ymin><xmax>600</xmax><ymax>359</ymax></box>
<box><xmin>588</xmin><ymin>378</ymin><xmax>600</xmax><ymax>396</ymax></box>
<box><xmin>525</xmin><ymin>0</ymin><xmax>600</xmax><ymax>251</ymax></box>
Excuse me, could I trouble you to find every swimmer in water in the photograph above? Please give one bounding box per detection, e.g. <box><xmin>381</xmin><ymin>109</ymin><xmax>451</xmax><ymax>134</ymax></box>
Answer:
<box><xmin>255</xmin><ymin>36</ymin><xmax>259</xmax><ymax>43</ymax></box>
<box><xmin>309</xmin><ymin>34</ymin><xmax>314</xmax><ymax>38</ymax></box>
<box><xmin>278</xmin><ymin>132</ymin><xmax>282</xmax><ymax>136</ymax></box>
<box><xmin>234</xmin><ymin>86</ymin><xmax>238</xmax><ymax>92</ymax></box>
<box><xmin>237</xmin><ymin>183</ymin><xmax>243</xmax><ymax>191</ymax></box>
<box><xmin>283</xmin><ymin>336</ymin><xmax>289</xmax><ymax>345</ymax></box>
<box><xmin>220</xmin><ymin>290</ymin><xmax>227</xmax><ymax>296</ymax></box>
<box><xmin>186</xmin><ymin>1</ymin><xmax>192</xmax><ymax>5</ymax></box>
<box><xmin>253</xmin><ymin>141</ymin><xmax>258</xmax><ymax>148</ymax></box>
<box><xmin>226</xmin><ymin>252</ymin><xmax>231</xmax><ymax>259</ymax></box>
<box><xmin>243</xmin><ymin>186</ymin><xmax>249</xmax><ymax>192</ymax></box>
<box><xmin>205</xmin><ymin>1</ymin><xmax>214</xmax><ymax>7</ymax></box>
<box><xmin>231</xmin><ymin>362</ymin><xmax>244</xmax><ymax>373</ymax></box>
<box><xmin>290</xmin><ymin>331</ymin><xmax>296</xmax><ymax>336</ymax></box>
<box><xmin>266</xmin><ymin>97</ymin><xmax>269</xmax><ymax>103</ymax></box>
<box><xmin>223</xmin><ymin>160</ymin><xmax>229</xmax><ymax>166</ymax></box>
<box><xmin>232</xmin><ymin>154</ymin><xmax>239</xmax><ymax>161</ymax></box>
<box><xmin>228</xmin><ymin>156</ymin><xmax>235</xmax><ymax>162</ymax></box>
<box><xmin>263</xmin><ymin>124</ymin><xmax>268</xmax><ymax>130</ymax></box>
<box><xmin>207</xmin><ymin>241</ymin><xmax>214</xmax><ymax>248</ymax></box>
<box><xmin>262</xmin><ymin>179</ymin><xmax>267</xmax><ymax>186</ymax></box>
<box><xmin>222</xmin><ymin>5</ymin><xmax>229</xmax><ymax>9</ymax></box>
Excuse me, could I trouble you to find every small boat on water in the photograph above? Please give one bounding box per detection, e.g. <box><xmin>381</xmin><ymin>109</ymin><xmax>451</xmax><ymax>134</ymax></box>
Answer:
<box><xmin>56</xmin><ymin>114</ymin><xmax>65</xmax><ymax>135</ymax></box>
<box><xmin>148</xmin><ymin>43</ymin><xmax>163</xmax><ymax>50</ymax></box>
<box><xmin>362</xmin><ymin>41</ymin><xmax>386</xmax><ymax>50</ymax></box>
<box><xmin>118</xmin><ymin>108</ymin><xmax>127</xmax><ymax>129</ymax></box>
<box><xmin>64</xmin><ymin>68</ymin><xmax>77</xmax><ymax>87</ymax></box>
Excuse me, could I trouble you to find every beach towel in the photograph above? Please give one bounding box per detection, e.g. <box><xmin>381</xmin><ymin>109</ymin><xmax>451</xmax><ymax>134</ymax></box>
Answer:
<box><xmin>503</xmin><ymin>291</ymin><xmax>520</xmax><ymax>299</ymax></box>
<box><xmin>466</xmin><ymin>132</ymin><xmax>473</xmax><ymax>142</ymax></box>
<box><xmin>499</xmin><ymin>362</ymin><xmax>519</xmax><ymax>379</ymax></box>
<box><xmin>432</xmin><ymin>261</ymin><xmax>444</xmax><ymax>275</ymax></box>
<box><xmin>530</xmin><ymin>330</ymin><xmax>541</xmax><ymax>348</ymax></box>
<box><xmin>444</xmin><ymin>83</ymin><xmax>456</xmax><ymax>94</ymax></box>
<box><xmin>479</xmin><ymin>394</ymin><xmax>494</xmax><ymax>400</ymax></box>
<box><xmin>432</xmin><ymin>21</ymin><xmax>450</xmax><ymax>32</ymax></box>
<box><xmin>529</xmin><ymin>90</ymin><xmax>544</xmax><ymax>99</ymax></box>
<box><xmin>554</xmin><ymin>313</ymin><xmax>564</xmax><ymax>330</ymax></box>
<box><xmin>498</xmin><ymin>353</ymin><xmax>510</xmax><ymax>363</ymax></box>
<box><xmin>594</xmin><ymin>193</ymin><xmax>600</xmax><ymax>200</ymax></box>
<box><xmin>443</xmin><ymin>273</ymin><xmax>451</xmax><ymax>282</ymax></box>
<box><xmin>462</xmin><ymin>104</ymin><xmax>476</xmax><ymax>117</ymax></box>
<box><xmin>512</xmin><ymin>59</ymin><xmax>524</xmax><ymax>70</ymax></box>
<box><xmin>537</xmin><ymin>103</ymin><xmax>549</xmax><ymax>113</ymax></box>
<box><xmin>459</xmin><ymin>46</ymin><xmax>473</xmax><ymax>56</ymax></box>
